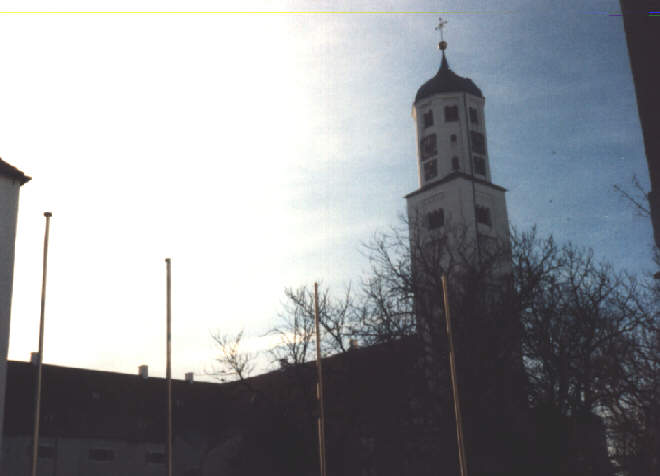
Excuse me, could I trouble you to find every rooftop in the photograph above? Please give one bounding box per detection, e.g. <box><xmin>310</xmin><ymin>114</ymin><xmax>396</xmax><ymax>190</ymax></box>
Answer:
<box><xmin>0</xmin><ymin>157</ymin><xmax>31</xmax><ymax>185</ymax></box>
<box><xmin>415</xmin><ymin>53</ymin><xmax>483</xmax><ymax>103</ymax></box>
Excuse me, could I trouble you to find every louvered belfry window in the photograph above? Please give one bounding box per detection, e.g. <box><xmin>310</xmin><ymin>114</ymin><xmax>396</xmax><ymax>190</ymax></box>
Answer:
<box><xmin>470</xmin><ymin>131</ymin><xmax>486</xmax><ymax>154</ymax></box>
<box><xmin>420</xmin><ymin>134</ymin><xmax>437</xmax><ymax>159</ymax></box>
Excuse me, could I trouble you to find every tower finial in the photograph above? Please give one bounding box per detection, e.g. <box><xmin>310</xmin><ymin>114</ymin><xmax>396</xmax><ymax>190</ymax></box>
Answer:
<box><xmin>435</xmin><ymin>17</ymin><xmax>448</xmax><ymax>51</ymax></box>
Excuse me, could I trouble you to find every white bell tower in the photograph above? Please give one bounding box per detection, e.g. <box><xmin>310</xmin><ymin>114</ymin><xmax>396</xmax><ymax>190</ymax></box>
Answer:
<box><xmin>404</xmin><ymin>28</ymin><xmax>528</xmax><ymax>474</ymax></box>
<box><xmin>404</xmin><ymin>28</ymin><xmax>525</xmax><ymax>465</ymax></box>
<box><xmin>405</xmin><ymin>25</ymin><xmax>511</xmax><ymax>274</ymax></box>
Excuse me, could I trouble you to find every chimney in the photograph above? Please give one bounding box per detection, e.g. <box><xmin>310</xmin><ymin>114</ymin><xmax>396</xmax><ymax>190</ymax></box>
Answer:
<box><xmin>30</xmin><ymin>352</ymin><xmax>39</xmax><ymax>365</ymax></box>
<box><xmin>279</xmin><ymin>358</ymin><xmax>289</xmax><ymax>370</ymax></box>
<box><xmin>349</xmin><ymin>339</ymin><xmax>359</xmax><ymax>350</ymax></box>
<box><xmin>185</xmin><ymin>372</ymin><xmax>194</xmax><ymax>383</ymax></box>
<box><xmin>138</xmin><ymin>365</ymin><xmax>148</xmax><ymax>379</ymax></box>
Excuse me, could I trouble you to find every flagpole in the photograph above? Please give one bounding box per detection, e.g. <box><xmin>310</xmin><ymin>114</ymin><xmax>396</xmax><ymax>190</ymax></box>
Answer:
<box><xmin>441</xmin><ymin>274</ymin><xmax>469</xmax><ymax>476</ymax></box>
<box><xmin>314</xmin><ymin>283</ymin><xmax>327</xmax><ymax>476</ymax></box>
<box><xmin>31</xmin><ymin>212</ymin><xmax>52</xmax><ymax>476</ymax></box>
<box><xmin>165</xmin><ymin>258</ymin><xmax>173</xmax><ymax>476</ymax></box>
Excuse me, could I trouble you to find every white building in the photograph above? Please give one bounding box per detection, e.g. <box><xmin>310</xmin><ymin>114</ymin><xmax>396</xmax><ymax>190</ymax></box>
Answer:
<box><xmin>406</xmin><ymin>45</ymin><xmax>510</xmax><ymax>268</ymax></box>
<box><xmin>0</xmin><ymin>158</ymin><xmax>31</xmax><ymax>468</ymax></box>
<box><xmin>405</xmin><ymin>40</ymin><xmax>512</xmax><ymax>307</ymax></box>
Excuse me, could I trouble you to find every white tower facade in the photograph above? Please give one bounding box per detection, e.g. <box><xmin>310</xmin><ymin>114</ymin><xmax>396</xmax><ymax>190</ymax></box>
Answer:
<box><xmin>406</xmin><ymin>51</ymin><xmax>511</xmax><ymax>274</ymax></box>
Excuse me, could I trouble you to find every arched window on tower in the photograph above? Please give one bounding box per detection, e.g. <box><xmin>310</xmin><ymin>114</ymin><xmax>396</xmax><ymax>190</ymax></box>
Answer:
<box><xmin>451</xmin><ymin>156</ymin><xmax>460</xmax><ymax>171</ymax></box>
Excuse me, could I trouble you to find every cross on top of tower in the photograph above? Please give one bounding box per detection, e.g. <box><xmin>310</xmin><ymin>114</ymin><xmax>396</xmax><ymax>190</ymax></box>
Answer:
<box><xmin>435</xmin><ymin>17</ymin><xmax>448</xmax><ymax>51</ymax></box>
<box><xmin>414</xmin><ymin>16</ymin><xmax>483</xmax><ymax>101</ymax></box>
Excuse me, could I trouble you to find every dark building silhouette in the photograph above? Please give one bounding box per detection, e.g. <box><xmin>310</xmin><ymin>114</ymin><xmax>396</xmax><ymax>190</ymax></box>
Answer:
<box><xmin>3</xmin><ymin>339</ymin><xmax>613</xmax><ymax>476</ymax></box>
<box><xmin>0</xmin><ymin>157</ymin><xmax>30</xmax><ymax>468</ymax></box>
<box><xmin>619</xmin><ymin>2</ymin><xmax>660</xmax><ymax>251</ymax></box>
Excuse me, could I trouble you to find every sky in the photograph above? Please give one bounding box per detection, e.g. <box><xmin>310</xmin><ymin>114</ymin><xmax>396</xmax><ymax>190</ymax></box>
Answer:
<box><xmin>0</xmin><ymin>0</ymin><xmax>653</xmax><ymax>381</ymax></box>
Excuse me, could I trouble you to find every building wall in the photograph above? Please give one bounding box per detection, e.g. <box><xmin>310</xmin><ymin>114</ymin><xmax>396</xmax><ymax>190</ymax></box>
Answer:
<box><xmin>0</xmin><ymin>175</ymin><xmax>21</xmax><ymax>467</ymax></box>
<box><xmin>0</xmin><ymin>352</ymin><xmax>612</xmax><ymax>476</ymax></box>
<box><xmin>2</xmin><ymin>435</ymin><xmax>208</xmax><ymax>476</ymax></box>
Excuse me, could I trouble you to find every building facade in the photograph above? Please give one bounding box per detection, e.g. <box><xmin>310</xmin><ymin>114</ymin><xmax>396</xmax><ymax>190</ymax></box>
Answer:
<box><xmin>3</xmin><ymin>362</ymin><xmax>234</xmax><ymax>476</ymax></box>
<box><xmin>0</xmin><ymin>158</ymin><xmax>30</xmax><ymax>470</ymax></box>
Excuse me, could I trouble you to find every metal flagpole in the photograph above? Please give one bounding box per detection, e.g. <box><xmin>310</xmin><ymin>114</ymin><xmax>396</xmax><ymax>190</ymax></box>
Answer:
<box><xmin>314</xmin><ymin>283</ymin><xmax>327</xmax><ymax>476</ymax></box>
<box><xmin>165</xmin><ymin>258</ymin><xmax>173</xmax><ymax>476</ymax></box>
<box><xmin>31</xmin><ymin>211</ymin><xmax>52</xmax><ymax>476</ymax></box>
<box><xmin>441</xmin><ymin>274</ymin><xmax>469</xmax><ymax>476</ymax></box>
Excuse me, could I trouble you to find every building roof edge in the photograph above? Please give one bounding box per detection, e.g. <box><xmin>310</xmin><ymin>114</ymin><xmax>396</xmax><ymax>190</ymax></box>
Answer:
<box><xmin>0</xmin><ymin>158</ymin><xmax>31</xmax><ymax>185</ymax></box>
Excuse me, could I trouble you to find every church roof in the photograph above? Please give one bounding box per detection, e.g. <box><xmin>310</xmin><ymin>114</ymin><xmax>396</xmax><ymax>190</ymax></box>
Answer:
<box><xmin>415</xmin><ymin>53</ymin><xmax>483</xmax><ymax>102</ymax></box>
<box><xmin>0</xmin><ymin>157</ymin><xmax>31</xmax><ymax>185</ymax></box>
<box><xmin>3</xmin><ymin>339</ymin><xmax>421</xmax><ymax>442</ymax></box>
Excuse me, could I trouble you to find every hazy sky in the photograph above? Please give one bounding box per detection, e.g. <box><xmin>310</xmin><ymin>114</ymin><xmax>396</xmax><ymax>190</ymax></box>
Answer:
<box><xmin>0</xmin><ymin>1</ymin><xmax>653</xmax><ymax>380</ymax></box>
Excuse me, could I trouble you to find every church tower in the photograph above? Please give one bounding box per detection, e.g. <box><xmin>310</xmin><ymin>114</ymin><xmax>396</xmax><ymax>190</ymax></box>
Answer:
<box><xmin>405</xmin><ymin>23</ymin><xmax>516</xmax><ymax>372</ymax></box>
<box><xmin>405</xmin><ymin>28</ymin><xmax>511</xmax><ymax>278</ymax></box>
<box><xmin>404</xmin><ymin>27</ymin><xmax>527</xmax><ymax>476</ymax></box>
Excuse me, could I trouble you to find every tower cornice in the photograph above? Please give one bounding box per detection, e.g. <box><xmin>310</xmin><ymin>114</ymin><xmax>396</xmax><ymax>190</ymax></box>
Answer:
<box><xmin>404</xmin><ymin>172</ymin><xmax>506</xmax><ymax>199</ymax></box>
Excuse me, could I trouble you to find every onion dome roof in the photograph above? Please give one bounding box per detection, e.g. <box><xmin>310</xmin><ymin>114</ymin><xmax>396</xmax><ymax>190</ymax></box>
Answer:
<box><xmin>415</xmin><ymin>53</ymin><xmax>483</xmax><ymax>102</ymax></box>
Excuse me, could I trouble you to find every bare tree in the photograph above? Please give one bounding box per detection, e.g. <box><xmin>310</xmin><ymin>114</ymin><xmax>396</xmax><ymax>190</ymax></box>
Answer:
<box><xmin>614</xmin><ymin>175</ymin><xmax>651</xmax><ymax>218</ymax></box>
<box><xmin>510</xmin><ymin>227</ymin><xmax>660</xmax><ymax>475</ymax></box>
<box><xmin>268</xmin><ymin>284</ymin><xmax>356</xmax><ymax>364</ymax></box>
<box><xmin>604</xmin><ymin>265</ymin><xmax>659</xmax><ymax>476</ymax></box>
<box><xmin>267</xmin><ymin>287</ymin><xmax>317</xmax><ymax>366</ymax></box>
<box><xmin>210</xmin><ymin>214</ymin><xmax>657</xmax><ymax>475</ymax></box>
<box><xmin>357</xmin><ymin>224</ymin><xmax>416</xmax><ymax>344</ymax></box>
<box><xmin>209</xmin><ymin>330</ymin><xmax>256</xmax><ymax>382</ymax></box>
